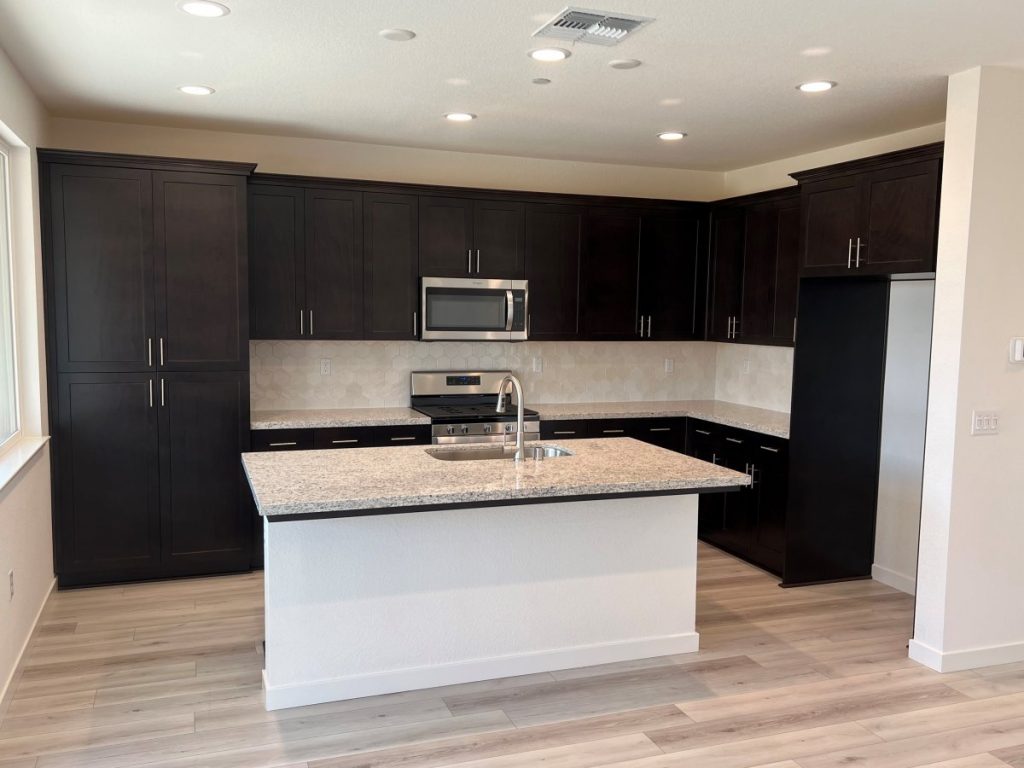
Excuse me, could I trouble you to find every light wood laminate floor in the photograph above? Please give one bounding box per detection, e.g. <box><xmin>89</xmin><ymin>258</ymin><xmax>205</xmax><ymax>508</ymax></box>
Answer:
<box><xmin>3</xmin><ymin>544</ymin><xmax>1024</xmax><ymax>768</ymax></box>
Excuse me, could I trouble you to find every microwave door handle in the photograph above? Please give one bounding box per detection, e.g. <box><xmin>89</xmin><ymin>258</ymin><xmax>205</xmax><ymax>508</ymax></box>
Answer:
<box><xmin>505</xmin><ymin>290</ymin><xmax>514</xmax><ymax>331</ymax></box>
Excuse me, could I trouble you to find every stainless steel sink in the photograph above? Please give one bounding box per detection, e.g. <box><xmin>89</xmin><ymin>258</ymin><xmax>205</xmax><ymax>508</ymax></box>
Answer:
<box><xmin>426</xmin><ymin>444</ymin><xmax>572</xmax><ymax>462</ymax></box>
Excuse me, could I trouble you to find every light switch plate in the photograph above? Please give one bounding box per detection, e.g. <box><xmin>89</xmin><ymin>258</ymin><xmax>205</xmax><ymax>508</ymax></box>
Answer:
<box><xmin>532</xmin><ymin>357</ymin><xmax>543</xmax><ymax>373</ymax></box>
<box><xmin>664</xmin><ymin>358</ymin><xmax>674</xmax><ymax>373</ymax></box>
<box><xmin>1011</xmin><ymin>337</ymin><xmax>1024</xmax><ymax>363</ymax></box>
<box><xmin>971</xmin><ymin>410</ymin><xmax>1000</xmax><ymax>435</ymax></box>
<box><xmin>319</xmin><ymin>358</ymin><xmax>331</xmax><ymax>376</ymax></box>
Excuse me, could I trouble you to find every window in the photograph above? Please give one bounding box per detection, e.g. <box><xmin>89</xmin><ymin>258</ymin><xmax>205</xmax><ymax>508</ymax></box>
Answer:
<box><xmin>0</xmin><ymin>141</ymin><xmax>17</xmax><ymax>448</ymax></box>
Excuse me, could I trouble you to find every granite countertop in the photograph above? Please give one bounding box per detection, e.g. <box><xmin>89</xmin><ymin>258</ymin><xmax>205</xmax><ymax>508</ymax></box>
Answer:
<box><xmin>242</xmin><ymin>438</ymin><xmax>750</xmax><ymax>519</ymax></box>
<box><xmin>533</xmin><ymin>400</ymin><xmax>790</xmax><ymax>439</ymax></box>
<box><xmin>250</xmin><ymin>407</ymin><xmax>429</xmax><ymax>429</ymax></box>
<box><xmin>250</xmin><ymin>400</ymin><xmax>789</xmax><ymax>438</ymax></box>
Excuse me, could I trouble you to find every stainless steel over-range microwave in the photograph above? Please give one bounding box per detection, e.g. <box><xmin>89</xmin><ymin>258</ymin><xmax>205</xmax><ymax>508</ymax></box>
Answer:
<box><xmin>420</xmin><ymin>277</ymin><xmax>528</xmax><ymax>341</ymax></box>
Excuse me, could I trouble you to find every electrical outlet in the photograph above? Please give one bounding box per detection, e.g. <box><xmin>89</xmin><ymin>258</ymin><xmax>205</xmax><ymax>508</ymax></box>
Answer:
<box><xmin>971</xmin><ymin>410</ymin><xmax>1000</xmax><ymax>435</ymax></box>
<box><xmin>319</xmin><ymin>358</ymin><xmax>331</xmax><ymax>376</ymax></box>
<box><xmin>742</xmin><ymin>359</ymin><xmax>751</xmax><ymax>374</ymax></box>
<box><xmin>664</xmin><ymin>358</ymin><xmax>674</xmax><ymax>373</ymax></box>
<box><xmin>532</xmin><ymin>357</ymin><xmax>543</xmax><ymax>373</ymax></box>
<box><xmin>8</xmin><ymin>570</ymin><xmax>13</xmax><ymax>601</ymax></box>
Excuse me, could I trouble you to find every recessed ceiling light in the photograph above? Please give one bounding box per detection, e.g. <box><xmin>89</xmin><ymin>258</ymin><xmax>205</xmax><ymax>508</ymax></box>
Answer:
<box><xmin>179</xmin><ymin>85</ymin><xmax>215</xmax><ymax>96</ymax></box>
<box><xmin>445</xmin><ymin>112</ymin><xmax>476</xmax><ymax>122</ymax></box>
<box><xmin>659</xmin><ymin>97</ymin><xmax>682</xmax><ymax>107</ymax></box>
<box><xmin>798</xmin><ymin>80</ymin><xmax>836</xmax><ymax>93</ymax></box>
<box><xmin>609</xmin><ymin>59</ymin><xmax>642</xmax><ymax>70</ymax></box>
<box><xmin>379</xmin><ymin>28</ymin><xmax>416</xmax><ymax>41</ymax></box>
<box><xmin>658</xmin><ymin>132</ymin><xmax>687</xmax><ymax>141</ymax></box>
<box><xmin>532</xmin><ymin>78</ymin><xmax>551</xmax><ymax>85</ymax></box>
<box><xmin>800</xmin><ymin>46</ymin><xmax>832</xmax><ymax>57</ymax></box>
<box><xmin>179</xmin><ymin>1</ymin><xmax>230</xmax><ymax>18</ymax></box>
<box><xmin>529</xmin><ymin>48</ymin><xmax>571</xmax><ymax>62</ymax></box>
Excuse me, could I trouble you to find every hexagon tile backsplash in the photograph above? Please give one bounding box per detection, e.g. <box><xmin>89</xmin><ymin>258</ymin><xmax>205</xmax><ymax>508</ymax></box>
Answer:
<box><xmin>250</xmin><ymin>340</ymin><xmax>794</xmax><ymax>412</ymax></box>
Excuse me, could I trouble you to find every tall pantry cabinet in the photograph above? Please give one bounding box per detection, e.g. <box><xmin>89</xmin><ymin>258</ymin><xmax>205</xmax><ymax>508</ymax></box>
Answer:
<box><xmin>41</xmin><ymin>150</ymin><xmax>256</xmax><ymax>587</ymax></box>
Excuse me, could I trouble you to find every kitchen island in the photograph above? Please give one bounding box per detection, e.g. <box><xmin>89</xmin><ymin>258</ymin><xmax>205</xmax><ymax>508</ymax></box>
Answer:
<box><xmin>243</xmin><ymin>438</ymin><xmax>748</xmax><ymax>710</ymax></box>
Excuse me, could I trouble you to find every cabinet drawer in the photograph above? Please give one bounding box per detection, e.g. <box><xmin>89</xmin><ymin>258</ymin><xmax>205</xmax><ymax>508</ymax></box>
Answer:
<box><xmin>313</xmin><ymin>427</ymin><xmax>367</xmax><ymax>449</ymax></box>
<box><xmin>632</xmin><ymin>418</ymin><xmax>686</xmax><ymax>452</ymax></box>
<box><xmin>589</xmin><ymin>419</ymin><xmax>637</xmax><ymax>438</ymax></box>
<box><xmin>362</xmin><ymin>424</ymin><xmax>431</xmax><ymax>447</ymax></box>
<box><xmin>251</xmin><ymin>429</ymin><xmax>314</xmax><ymax>451</ymax></box>
<box><xmin>540</xmin><ymin>420</ymin><xmax>589</xmax><ymax>440</ymax></box>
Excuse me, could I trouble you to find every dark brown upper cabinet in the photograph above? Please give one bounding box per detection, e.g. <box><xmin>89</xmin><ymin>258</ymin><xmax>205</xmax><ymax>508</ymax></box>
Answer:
<box><xmin>46</xmin><ymin>164</ymin><xmax>155</xmax><ymax>373</ymax></box>
<box><xmin>154</xmin><ymin>172</ymin><xmax>248</xmax><ymax>369</ymax></box>
<box><xmin>637</xmin><ymin>211</ymin><xmax>703</xmax><ymax>341</ymax></box>
<box><xmin>419</xmin><ymin>197</ymin><xmax>525</xmax><ymax>278</ymax></box>
<box><xmin>524</xmin><ymin>204</ymin><xmax>582</xmax><ymax>340</ymax></box>
<box><xmin>794</xmin><ymin>143</ymin><xmax>942</xmax><ymax>277</ymax></box>
<box><xmin>364</xmin><ymin>192</ymin><xmax>419</xmax><ymax>340</ymax></box>
<box><xmin>708</xmin><ymin>207</ymin><xmax>746</xmax><ymax>342</ymax></box>
<box><xmin>580</xmin><ymin>207</ymin><xmax>641</xmax><ymax>340</ymax></box>
<box><xmin>249</xmin><ymin>183</ymin><xmax>362</xmax><ymax>340</ymax></box>
<box><xmin>708</xmin><ymin>191</ymin><xmax>801</xmax><ymax>347</ymax></box>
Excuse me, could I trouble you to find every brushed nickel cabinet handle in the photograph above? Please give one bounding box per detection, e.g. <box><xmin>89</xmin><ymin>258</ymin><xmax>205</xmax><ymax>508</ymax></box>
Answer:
<box><xmin>552</xmin><ymin>430</ymin><xmax>577</xmax><ymax>435</ymax></box>
<box><xmin>726</xmin><ymin>437</ymin><xmax>744</xmax><ymax>444</ymax></box>
<box><xmin>649</xmin><ymin>427</ymin><xmax>672</xmax><ymax>432</ymax></box>
<box><xmin>147</xmin><ymin>337</ymin><xmax>153</xmax><ymax>367</ymax></box>
<box><xmin>160</xmin><ymin>378</ymin><xmax>165</xmax><ymax>407</ymax></box>
<box><xmin>159</xmin><ymin>337</ymin><xmax>165</xmax><ymax>365</ymax></box>
<box><xmin>848</xmin><ymin>238</ymin><xmax>853</xmax><ymax>269</ymax></box>
<box><xmin>299</xmin><ymin>310</ymin><xmax>304</xmax><ymax>335</ymax></box>
<box><xmin>269</xmin><ymin>441</ymin><xmax>298</xmax><ymax>447</ymax></box>
<box><xmin>331</xmin><ymin>439</ymin><xmax>359</xmax><ymax>445</ymax></box>
<box><xmin>413</xmin><ymin>311</ymin><xmax>418</xmax><ymax>338</ymax></box>
<box><xmin>695</xmin><ymin>429</ymin><xmax>711</xmax><ymax>435</ymax></box>
<box><xmin>148</xmin><ymin>379</ymin><xmax>153</xmax><ymax>408</ymax></box>
<box><xmin>476</xmin><ymin>249</ymin><xmax>481</xmax><ymax>274</ymax></box>
<box><xmin>602</xmin><ymin>429</ymin><xmax>626</xmax><ymax>434</ymax></box>
<box><xmin>467</xmin><ymin>249</ymin><xmax>472</xmax><ymax>274</ymax></box>
<box><xmin>760</xmin><ymin>445</ymin><xmax>780</xmax><ymax>453</ymax></box>
<box><xmin>309</xmin><ymin>310</ymin><xmax>314</xmax><ymax>336</ymax></box>
<box><xmin>390</xmin><ymin>436</ymin><xmax>417</xmax><ymax>442</ymax></box>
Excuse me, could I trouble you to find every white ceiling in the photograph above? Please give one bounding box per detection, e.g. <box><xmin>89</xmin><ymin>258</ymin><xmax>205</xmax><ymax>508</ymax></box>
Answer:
<box><xmin>2</xmin><ymin>0</ymin><xmax>1023</xmax><ymax>171</ymax></box>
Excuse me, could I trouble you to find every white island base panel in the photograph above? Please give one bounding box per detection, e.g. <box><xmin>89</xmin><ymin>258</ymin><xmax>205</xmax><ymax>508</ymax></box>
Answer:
<box><xmin>262</xmin><ymin>495</ymin><xmax>700</xmax><ymax>710</ymax></box>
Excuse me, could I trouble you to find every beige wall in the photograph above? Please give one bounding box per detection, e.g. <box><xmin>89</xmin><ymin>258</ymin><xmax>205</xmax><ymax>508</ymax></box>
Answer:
<box><xmin>0</xmin><ymin>44</ymin><xmax>54</xmax><ymax>704</ymax></box>
<box><xmin>48</xmin><ymin>117</ymin><xmax>726</xmax><ymax>201</ymax></box>
<box><xmin>722</xmin><ymin>123</ymin><xmax>946</xmax><ymax>198</ymax></box>
<box><xmin>912</xmin><ymin>66</ymin><xmax>1024</xmax><ymax>672</ymax></box>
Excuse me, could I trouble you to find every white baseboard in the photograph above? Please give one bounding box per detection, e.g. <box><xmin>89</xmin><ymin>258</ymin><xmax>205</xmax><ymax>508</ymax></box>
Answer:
<box><xmin>872</xmin><ymin>563</ymin><xmax>917</xmax><ymax>595</ymax></box>
<box><xmin>263</xmin><ymin>632</ymin><xmax>700</xmax><ymax>711</ymax></box>
<box><xmin>909</xmin><ymin>637</ymin><xmax>1024</xmax><ymax>672</ymax></box>
<box><xmin>0</xmin><ymin>577</ymin><xmax>56</xmax><ymax>709</ymax></box>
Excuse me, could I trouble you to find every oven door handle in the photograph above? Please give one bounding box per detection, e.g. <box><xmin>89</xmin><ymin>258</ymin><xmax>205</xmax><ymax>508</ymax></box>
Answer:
<box><xmin>505</xmin><ymin>290</ymin><xmax>514</xmax><ymax>331</ymax></box>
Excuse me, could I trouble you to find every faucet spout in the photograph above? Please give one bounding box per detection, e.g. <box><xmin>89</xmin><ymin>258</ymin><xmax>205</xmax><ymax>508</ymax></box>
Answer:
<box><xmin>497</xmin><ymin>374</ymin><xmax>526</xmax><ymax>462</ymax></box>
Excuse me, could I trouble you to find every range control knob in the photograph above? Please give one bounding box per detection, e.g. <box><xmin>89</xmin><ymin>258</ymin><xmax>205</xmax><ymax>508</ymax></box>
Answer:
<box><xmin>445</xmin><ymin>425</ymin><xmax>456</xmax><ymax>436</ymax></box>
<box><xmin>483</xmin><ymin>424</ymin><xmax>493</xmax><ymax>434</ymax></box>
<box><xmin>505</xmin><ymin>423</ymin><xmax>514</xmax><ymax>433</ymax></box>
<box><xmin>459</xmin><ymin>424</ymin><xmax>470</xmax><ymax>435</ymax></box>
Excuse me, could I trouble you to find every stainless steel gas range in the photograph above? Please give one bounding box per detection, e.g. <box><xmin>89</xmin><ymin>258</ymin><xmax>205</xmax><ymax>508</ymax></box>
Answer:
<box><xmin>410</xmin><ymin>371</ymin><xmax>540</xmax><ymax>445</ymax></box>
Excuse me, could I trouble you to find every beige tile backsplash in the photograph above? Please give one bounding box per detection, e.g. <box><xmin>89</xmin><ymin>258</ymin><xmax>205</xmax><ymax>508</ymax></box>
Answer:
<box><xmin>251</xmin><ymin>340</ymin><xmax>794</xmax><ymax>413</ymax></box>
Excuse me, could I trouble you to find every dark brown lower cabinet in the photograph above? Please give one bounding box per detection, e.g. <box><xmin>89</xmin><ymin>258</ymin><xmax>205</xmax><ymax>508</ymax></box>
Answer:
<box><xmin>541</xmin><ymin>418</ymin><xmax>686</xmax><ymax>452</ymax></box>
<box><xmin>685</xmin><ymin>419</ymin><xmax>789</xmax><ymax>577</ymax></box>
<box><xmin>54</xmin><ymin>372</ymin><xmax>251</xmax><ymax>587</ymax></box>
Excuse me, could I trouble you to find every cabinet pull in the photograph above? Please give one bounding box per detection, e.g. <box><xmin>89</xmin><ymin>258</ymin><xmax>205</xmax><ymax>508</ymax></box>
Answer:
<box><xmin>269</xmin><ymin>441</ymin><xmax>298</xmax><ymax>447</ymax></box>
<box><xmin>147</xmin><ymin>337</ymin><xmax>153</xmax><ymax>367</ymax></box>
<box><xmin>390</xmin><ymin>436</ymin><xmax>417</xmax><ymax>442</ymax></box>
<box><xmin>467</xmin><ymin>249</ymin><xmax>473</xmax><ymax>274</ymax></box>
<box><xmin>711</xmin><ymin>453</ymin><xmax>719</xmax><ymax>464</ymax></box>
<box><xmin>648</xmin><ymin>427</ymin><xmax>672</xmax><ymax>432</ymax></box>
<box><xmin>300</xmin><ymin>310</ymin><xmax>304</xmax><ymax>335</ymax></box>
<box><xmin>638</xmin><ymin>315</ymin><xmax>643</xmax><ymax>337</ymax></box>
<box><xmin>413</xmin><ymin>311</ymin><xmax>418</xmax><ymax>338</ymax></box>
<box><xmin>148</xmin><ymin>379</ymin><xmax>153</xmax><ymax>408</ymax></box>
<box><xmin>848</xmin><ymin>237</ymin><xmax>853</xmax><ymax>269</ymax></box>
<box><xmin>160</xmin><ymin>378</ymin><xmax>165</xmax><ymax>407</ymax></box>
<box><xmin>695</xmin><ymin>429</ymin><xmax>711</xmax><ymax>435</ymax></box>
<box><xmin>527</xmin><ymin>314</ymin><xmax>531</xmax><ymax>338</ymax></box>
<box><xmin>602</xmin><ymin>429</ymin><xmax>625</xmax><ymax>434</ymax></box>
<box><xmin>759</xmin><ymin>445</ymin><xmax>780</xmax><ymax>453</ymax></box>
<box><xmin>476</xmin><ymin>249</ymin><xmax>481</xmax><ymax>274</ymax></box>
<box><xmin>725</xmin><ymin>437</ymin><xmax>744</xmax><ymax>444</ymax></box>
<box><xmin>309</xmin><ymin>310</ymin><xmax>314</xmax><ymax>336</ymax></box>
<box><xmin>552</xmin><ymin>430</ymin><xmax>577</xmax><ymax>435</ymax></box>
<box><xmin>331</xmin><ymin>439</ymin><xmax>359</xmax><ymax>445</ymax></box>
<box><xmin>855</xmin><ymin>237</ymin><xmax>864</xmax><ymax>268</ymax></box>
<box><xmin>647</xmin><ymin>315</ymin><xmax>653</xmax><ymax>338</ymax></box>
<box><xmin>749</xmin><ymin>464</ymin><xmax>759</xmax><ymax>486</ymax></box>
<box><xmin>159</xmin><ymin>337</ymin><xmax>165</xmax><ymax>365</ymax></box>
<box><xmin>732</xmin><ymin>317</ymin><xmax>739</xmax><ymax>339</ymax></box>
<box><xmin>793</xmin><ymin>317</ymin><xmax>797</xmax><ymax>343</ymax></box>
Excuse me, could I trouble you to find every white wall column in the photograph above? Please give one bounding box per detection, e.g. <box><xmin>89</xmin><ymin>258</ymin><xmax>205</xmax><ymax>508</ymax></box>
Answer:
<box><xmin>911</xmin><ymin>66</ymin><xmax>1024</xmax><ymax>672</ymax></box>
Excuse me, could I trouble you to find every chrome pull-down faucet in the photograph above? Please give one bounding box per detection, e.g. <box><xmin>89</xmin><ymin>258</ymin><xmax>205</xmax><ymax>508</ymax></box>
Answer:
<box><xmin>496</xmin><ymin>374</ymin><xmax>525</xmax><ymax>462</ymax></box>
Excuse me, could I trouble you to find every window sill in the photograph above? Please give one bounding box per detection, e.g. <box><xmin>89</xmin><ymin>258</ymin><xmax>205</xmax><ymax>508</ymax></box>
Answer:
<box><xmin>0</xmin><ymin>436</ymin><xmax>49</xmax><ymax>495</ymax></box>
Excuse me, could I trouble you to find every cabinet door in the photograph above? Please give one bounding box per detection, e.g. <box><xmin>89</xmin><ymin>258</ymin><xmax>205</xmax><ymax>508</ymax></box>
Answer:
<box><xmin>639</xmin><ymin>213</ymin><xmax>702</xmax><ymax>340</ymax></box>
<box><xmin>249</xmin><ymin>185</ymin><xmax>304</xmax><ymax>339</ymax></box>
<box><xmin>738</xmin><ymin>202</ymin><xmax>779</xmax><ymax>342</ymax></box>
<box><xmin>364</xmin><ymin>193</ymin><xmax>419</xmax><ymax>340</ymax></box>
<box><xmin>159</xmin><ymin>372</ymin><xmax>251</xmax><ymax>573</ymax></box>
<box><xmin>525</xmin><ymin>204</ymin><xmax>582</xmax><ymax>340</ymax></box>
<box><xmin>686</xmin><ymin>420</ymin><xmax>725</xmax><ymax>537</ymax></box>
<box><xmin>632</xmin><ymin>418</ymin><xmax>685</xmax><ymax>452</ymax></box>
<box><xmin>800</xmin><ymin>176</ymin><xmax>862</xmax><ymax>275</ymax></box>
<box><xmin>719</xmin><ymin>431</ymin><xmax>756</xmax><ymax>549</ymax></box>
<box><xmin>154</xmin><ymin>172</ymin><xmax>247</xmax><ymax>370</ymax></box>
<box><xmin>708</xmin><ymin>208</ymin><xmax>745</xmax><ymax>341</ymax></box>
<box><xmin>473</xmin><ymin>200</ymin><xmax>525</xmax><ymax>278</ymax></box>
<box><xmin>55</xmin><ymin>373</ymin><xmax>161</xmax><ymax>585</ymax></box>
<box><xmin>306</xmin><ymin>188</ymin><xmax>363</xmax><ymax>339</ymax></box>
<box><xmin>48</xmin><ymin>165</ymin><xmax>155</xmax><ymax>372</ymax></box>
<box><xmin>860</xmin><ymin>159</ymin><xmax>940</xmax><ymax>275</ymax></box>
<box><xmin>752</xmin><ymin>440</ymin><xmax>788</xmax><ymax>575</ymax></box>
<box><xmin>772</xmin><ymin>199</ymin><xmax>801</xmax><ymax>345</ymax></box>
<box><xmin>580</xmin><ymin>208</ymin><xmax>641</xmax><ymax>340</ymax></box>
<box><xmin>418</xmin><ymin>197</ymin><xmax>473</xmax><ymax>277</ymax></box>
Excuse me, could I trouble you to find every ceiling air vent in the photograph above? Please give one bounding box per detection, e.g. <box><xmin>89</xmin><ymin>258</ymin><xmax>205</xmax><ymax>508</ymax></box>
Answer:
<box><xmin>533</xmin><ymin>7</ymin><xmax>654</xmax><ymax>46</ymax></box>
